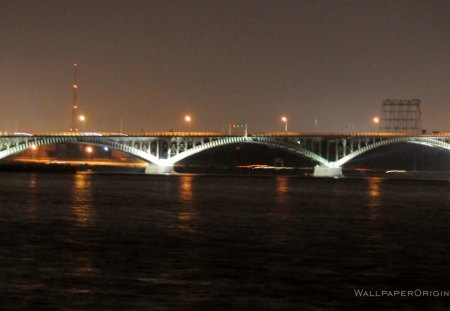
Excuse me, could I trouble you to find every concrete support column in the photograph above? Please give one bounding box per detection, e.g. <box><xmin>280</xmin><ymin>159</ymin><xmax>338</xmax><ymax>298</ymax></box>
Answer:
<box><xmin>167</xmin><ymin>139</ymin><xmax>172</xmax><ymax>159</ymax></box>
<box><xmin>313</xmin><ymin>165</ymin><xmax>343</xmax><ymax>178</ymax></box>
<box><xmin>145</xmin><ymin>164</ymin><xmax>174</xmax><ymax>175</ymax></box>
<box><xmin>335</xmin><ymin>140</ymin><xmax>339</xmax><ymax>161</ymax></box>
<box><xmin>318</xmin><ymin>139</ymin><xmax>322</xmax><ymax>157</ymax></box>
<box><xmin>156</xmin><ymin>140</ymin><xmax>160</xmax><ymax>159</ymax></box>
<box><xmin>326</xmin><ymin>141</ymin><xmax>330</xmax><ymax>161</ymax></box>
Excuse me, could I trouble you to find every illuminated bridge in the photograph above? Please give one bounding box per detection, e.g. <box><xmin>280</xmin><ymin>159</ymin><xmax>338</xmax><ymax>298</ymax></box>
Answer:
<box><xmin>1</xmin><ymin>131</ymin><xmax>450</xmax><ymax>177</ymax></box>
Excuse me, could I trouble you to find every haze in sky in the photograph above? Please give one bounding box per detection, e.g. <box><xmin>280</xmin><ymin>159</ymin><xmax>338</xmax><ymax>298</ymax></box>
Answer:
<box><xmin>0</xmin><ymin>0</ymin><xmax>449</xmax><ymax>133</ymax></box>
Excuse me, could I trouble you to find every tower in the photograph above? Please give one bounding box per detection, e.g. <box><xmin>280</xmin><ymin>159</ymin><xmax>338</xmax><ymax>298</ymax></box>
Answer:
<box><xmin>70</xmin><ymin>64</ymin><xmax>79</xmax><ymax>131</ymax></box>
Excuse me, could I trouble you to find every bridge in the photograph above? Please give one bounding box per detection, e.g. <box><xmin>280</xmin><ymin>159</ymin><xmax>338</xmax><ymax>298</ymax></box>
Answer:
<box><xmin>1</xmin><ymin>131</ymin><xmax>450</xmax><ymax>177</ymax></box>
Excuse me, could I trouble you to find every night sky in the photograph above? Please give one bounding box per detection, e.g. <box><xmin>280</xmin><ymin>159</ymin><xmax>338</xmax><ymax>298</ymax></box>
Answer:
<box><xmin>1</xmin><ymin>0</ymin><xmax>449</xmax><ymax>133</ymax></box>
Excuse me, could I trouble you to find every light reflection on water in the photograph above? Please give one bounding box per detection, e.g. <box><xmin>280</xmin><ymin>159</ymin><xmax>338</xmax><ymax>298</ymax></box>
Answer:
<box><xmin>367</xmin><ymin>177</ymin><xmax>381</xmax><ymax>221</ymax></box>
<box><xmin>71</xmin><ymin>173</ymin><xmax>94</xmax><ymax>227</ymax></box>
<box><xmin>26</xmin><ymin>173</ymin><xmax>38</xmax><ymax>222</ymax></box>
<box><xmin>275</xmin><ymin>175</ymin><xmax>288</xmax><ymax>204</ymax></box>
<box><xmin>176</xmin><ymin>175</ymin><xmax>197</xmax><ymax>234</ymax></box>
<box><xmin>68</xmin><ymin>173</ymin><xmax>96</xmax><ymax>296</ymax></box>
<box><xmin>271</xmin><ymin>176</ymin><xmax>294</xmax><ymax>244</ymax></box>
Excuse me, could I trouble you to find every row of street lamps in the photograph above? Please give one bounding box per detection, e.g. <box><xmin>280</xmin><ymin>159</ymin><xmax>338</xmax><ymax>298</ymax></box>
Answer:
<box><xmin>183</xmin><ymin>115</ymin><xmax>380</xmax><ymax>132</ymax></box>
<box><xmin>28</xmin><ymin>114</ymin><xmax>380</xmax><ymax>159</ymax></box>
<box><xmin>76</xmin><ymin>113</ymin><xmax>380</xmax><ymax>133</ymax></box>
<box><xmin>183</xmin><ymin>115</ymin><xmax>289</xmax><ymax>132</ymax></box>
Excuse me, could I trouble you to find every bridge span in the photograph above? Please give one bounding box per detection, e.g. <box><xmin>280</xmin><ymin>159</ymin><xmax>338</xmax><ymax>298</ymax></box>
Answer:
<box><xmin>2</xmin><ymin>131</ymin><xmax>450</xmax><ymax>177</ymax></box>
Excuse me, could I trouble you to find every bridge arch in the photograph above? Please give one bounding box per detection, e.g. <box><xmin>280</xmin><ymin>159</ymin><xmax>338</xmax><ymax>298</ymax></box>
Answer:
<box><xmin>0</xmin><ymin>136</ymin><xmax>165</xmax><ymax>166</ymax></box>
<box><xmin>166</xmin><ymin>136</ymin><xmax>329</xmax><ymax>166</ymax></box>
<box><xmin>0</xmin><ymin>135</ymin><xmax>329</xmax><ymax>167</ymax></box>
<box><xmin>335</xmin><ymin>137</ymin><xmax>450</xmax><ymax>167</ymax></box>
<box><xmin>7</xmin><ymin>134</ymin><xmax>448</xmax><ymax>170</ymax></box>
<box><xmin>79</xmin><ymin>137</ymin><xmax>164</xmax><ymax>165</ymax></box>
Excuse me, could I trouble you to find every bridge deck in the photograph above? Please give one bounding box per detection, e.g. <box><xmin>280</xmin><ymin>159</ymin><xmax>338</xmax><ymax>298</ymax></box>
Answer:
<box><xmin>2</xmin><ymin>131</ymin><xmax>450</xmax><ymax>170</ymax></box>
<box><xmin>2</xmin><ymin>132</ymin><xmax>450</xmax><ymax>138</ymax></box>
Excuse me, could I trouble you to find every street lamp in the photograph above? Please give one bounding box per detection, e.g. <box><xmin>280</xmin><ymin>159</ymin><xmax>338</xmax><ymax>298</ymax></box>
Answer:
<box><xmin>79</xmin><ymin>115</ymin><xmax>86</xmax><ymax>132</ymax></box>
<box><xmin>185</xmin><ymin>115</ymin><xmax>192</xmax><ymax>132</ymax></box>
<box><xmin>281</xmin><ymin>116</ymin><xmax>288</xmax><ymax>132</ymax></box>
<box><xmin>373</xmin><ymin>116</ymin><xmax>380</xmax><ymax>132</ymax></box>
<box><xmin>85</xmin><ymin>146</ymin><xmax>93</xmax><ymax>160</ymax></box>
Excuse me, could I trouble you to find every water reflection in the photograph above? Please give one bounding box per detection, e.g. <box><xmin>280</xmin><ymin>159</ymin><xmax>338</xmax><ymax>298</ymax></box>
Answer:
<box><xmin>67</xmin><ymin>173</ymin><xmax>97</xmax><ymax>297</ymax></box>
<box><xmin>176</xmin><ymin>175</ymin><xmax>197</xmax><ymax>234</ymax></box>
<box><xmin>26</xmin><ymin>174</ymin><xmax>38</xmax><ymax>221</ymax></box>
<box><xmin>71</xmin><ymin>173</ymin><xmax>93</xmax><ymax>227</ymax></box>
<box><xmin>275</xmin><ymin>175</ymin><xmax>288</xmax><ymax>204</ymax></box>
<box><xmin>271</xmin><ymin>176</ymin><xmax>294</xmax><ymax>244</ymax></box>
<box><xmin>71</xmin><ymin>256</ymin><xmax>95</xmax><ymax>276</ymax></box>
<box><xmin>179</xmin><ymin>175</ymin><xmax>193</xmax><ymax>203</ymax></box>
<box><xmin>367</xmin><ymin>177</ymin><xmax>381</xmax><ymax>221</ymax></box>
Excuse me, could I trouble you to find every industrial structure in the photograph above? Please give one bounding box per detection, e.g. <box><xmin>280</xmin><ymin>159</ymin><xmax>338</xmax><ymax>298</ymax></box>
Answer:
<box><xmin>379</xmin><ymin>99</ymin><xmax>422</xmax><ymax>133</ymax></box>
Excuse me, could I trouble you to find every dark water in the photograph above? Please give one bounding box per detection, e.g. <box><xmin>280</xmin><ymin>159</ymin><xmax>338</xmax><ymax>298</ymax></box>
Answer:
<box><xmin>1</xmin><ymin>172</ymin><xmax>450</xmax><ymax>310</ymax></box>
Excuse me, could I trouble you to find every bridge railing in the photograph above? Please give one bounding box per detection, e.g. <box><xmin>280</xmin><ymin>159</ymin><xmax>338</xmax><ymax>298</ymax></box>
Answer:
<box><xmin>2</xmin><ymin>131</ymin><xmax>450</xmax><ymax>138</ymax></box>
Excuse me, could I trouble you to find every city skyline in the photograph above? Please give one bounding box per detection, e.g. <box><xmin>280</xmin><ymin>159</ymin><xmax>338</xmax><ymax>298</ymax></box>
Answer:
<box><xmin>0</xmin><ymin>0</ymin><xmax>449</xmax><ymax>133</ymax></box>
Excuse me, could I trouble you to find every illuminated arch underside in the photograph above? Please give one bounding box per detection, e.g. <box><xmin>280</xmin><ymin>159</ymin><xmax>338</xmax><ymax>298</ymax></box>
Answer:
<box><xmin>335</xmin><ymin>137</ymin><xmax>450</xmax><ymax>167</ymax></box>
<box><xmin>1</xmin><ymin>136</ymin><xmax>449</xmax><ymax>168</ymax></box>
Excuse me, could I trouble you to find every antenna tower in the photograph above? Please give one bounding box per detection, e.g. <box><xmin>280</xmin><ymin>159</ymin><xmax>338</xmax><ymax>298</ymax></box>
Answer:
<box><xmin>70</xmin><ymin>64</ymin><xmax>79</xmax><ymax>131</ymax></box>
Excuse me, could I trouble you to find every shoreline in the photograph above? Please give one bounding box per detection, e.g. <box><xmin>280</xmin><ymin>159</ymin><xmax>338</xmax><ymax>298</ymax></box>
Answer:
<box><xmin>2</xmin><ymin>161</ymin><xmax>450</xmax><ymax>180</ymax></box>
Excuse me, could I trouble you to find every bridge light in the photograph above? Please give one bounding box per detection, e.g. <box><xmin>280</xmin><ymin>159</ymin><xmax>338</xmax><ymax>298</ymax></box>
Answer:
<box><xmin>373</xmin><ymin>117</ymin><xmax>380</xmax><ymax>124</ymax></box>
<box><xmin>232</xmin><ymin>123</ymin><xmax>245</xmax><ymax>129</ymax></box>
<box><xmin>79</xmin><ymin>115</ymin><xmax>87</xmax><ymax>132</ymax></box>
<box><xmin>30</xmin><ymin>144</ymin><xmax>37</xmax><ymax>151</ymax></box>
<box><xmin>103</xmin><ymin>146</ymin><xmax>109</xmax><ymax>152</ymax></box>
<box><xmin>85</xmin><ymin>146</ymin><xmax>93</xmax><ymax>160</ymax></box>
<box><xmin>184</xmin><ymin>115</ymin><xmax>192</xmax><ymax>132</ymax></box>
<box><xmin>281</xmin><ymin>116</ymin><xmax>288</xmax><ymax>132</ymax></box>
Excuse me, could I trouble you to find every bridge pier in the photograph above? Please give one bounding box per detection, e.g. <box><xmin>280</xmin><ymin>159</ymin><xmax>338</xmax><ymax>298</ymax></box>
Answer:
<box><xmin>145</xmin><ymin>164</ymin><xmax>175</xmax><ymax>175</ymax></box>
<box><xmin>313</xmin><ymin>165</ymin><xmax>343</xmax><ymax>178</ymax></box>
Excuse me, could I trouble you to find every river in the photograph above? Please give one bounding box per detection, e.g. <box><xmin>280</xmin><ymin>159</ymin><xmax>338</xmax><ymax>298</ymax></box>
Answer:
<box><xmin>1</xmin><ymin>172</ymin><xmax>449</xmax><ymax>310</ymax></box>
